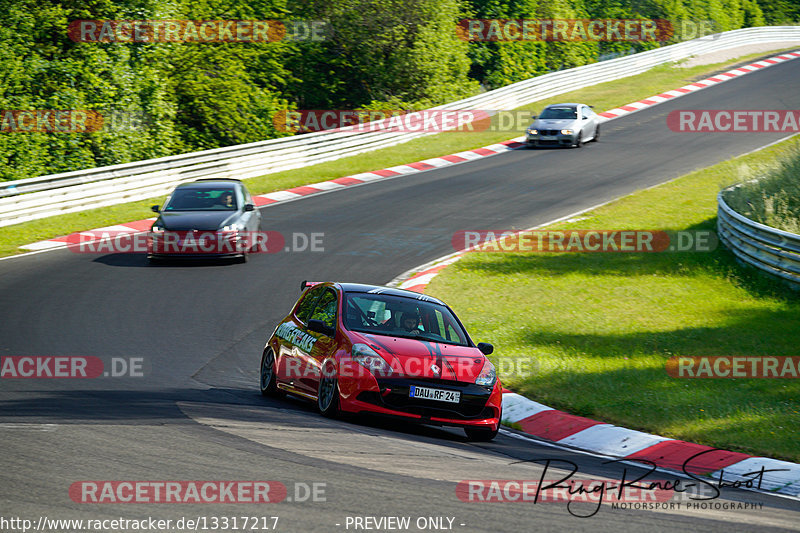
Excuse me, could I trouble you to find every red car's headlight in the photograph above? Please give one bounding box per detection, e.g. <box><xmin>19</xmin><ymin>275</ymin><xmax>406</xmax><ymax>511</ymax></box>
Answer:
<box><xmin>352</xmin><ymin>343</ymin><xmax>393</xmax><ymax>377</ymax></box>
<box><xmin>475</xmin><ymin>359</ymin><xmax>496</xmax><ymax>387</ymax></box>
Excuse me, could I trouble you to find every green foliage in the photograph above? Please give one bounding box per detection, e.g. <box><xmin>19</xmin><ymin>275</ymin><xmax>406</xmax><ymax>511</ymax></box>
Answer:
<box><xmin>754</xmin><ymin>0</ymin><xmax>800</xmax><ymax>24</ymax></box>
<box><xmin>0</xmin><ymin>0</ymin><xmax>785</xmax><ymax>181</ymax></box>
<box><xmin>287</xmin><ymin>0</ymin><xmax>478</xmax><ymax>106</ymax></box>
<box><xmin>465</xmin><ymin>0</ymin><xmax>600</xmax><ymax>88</ymax></box>
<box><xmin>723</xmin><ymin>147</ymin><xmax>800</xmax><ymax>234</ymax></box>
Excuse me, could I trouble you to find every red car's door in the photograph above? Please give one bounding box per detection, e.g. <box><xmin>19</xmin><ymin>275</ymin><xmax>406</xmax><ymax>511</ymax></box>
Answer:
<box><xmin>297</xmin><ymin>288</ymin><xmax>340</xmax><ymax>395</ymax></box>
<box><xmin>275</xmin><ymin>285</ymin><xmax>324</xmax><ymax>389</ymax></box>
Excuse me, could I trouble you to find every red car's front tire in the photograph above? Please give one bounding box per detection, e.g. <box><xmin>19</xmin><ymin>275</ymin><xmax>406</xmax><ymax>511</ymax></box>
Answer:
<box><xmin>318</xmin><ymin>363</ymin><xmax>340</xmax><ymax>418</ymax></box>
<box><xmin>260</xmin><ymin>347</ymin><xmax>281</xmax><ymax>397</ymax></box>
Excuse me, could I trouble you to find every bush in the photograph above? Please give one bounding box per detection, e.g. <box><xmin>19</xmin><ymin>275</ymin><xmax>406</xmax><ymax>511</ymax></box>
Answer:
<box><xmin>723</xmin><ymin>147</ymin><xmax>800</xmax><ymax>233</ymax></box>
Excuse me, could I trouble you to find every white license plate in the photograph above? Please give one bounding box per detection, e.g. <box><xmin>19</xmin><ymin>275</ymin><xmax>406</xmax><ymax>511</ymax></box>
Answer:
<box><xmin>409</xmin><ymin>386</ymin><xmax>460</xmax><ymax>403</ymax></box>
<box><xmin>539</xmin><ymin>135</ymin><xmax>556</xmax><ymax>140</ymax></box>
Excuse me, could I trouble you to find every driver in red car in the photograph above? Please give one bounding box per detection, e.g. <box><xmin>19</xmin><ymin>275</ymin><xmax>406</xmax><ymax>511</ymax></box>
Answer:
<box><xmin>399</xmin><ymin>311</ymin><xmax>421</xmax><ymax>336</ymax></box>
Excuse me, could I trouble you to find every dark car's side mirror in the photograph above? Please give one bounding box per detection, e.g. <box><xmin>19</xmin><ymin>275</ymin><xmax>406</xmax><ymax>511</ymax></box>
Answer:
<box><xmin>477</xmin><ymin>342</ymin><xmax>493</xmax><ymax>355</ymax></box>
<box><xmin>530</xmin><ymin>115</ymin><xmax>537</xmax><ymax>119</ymax></box>
<box><xmin>308</xmin><ymin>319</ymin><xmax>335</xmax><ymax>337</ymax></box>
<box><xmin>151</xmin><ymin>205</ymin><xmax>160</xmax><ymax>213</ymax></box>
<box><xmin>244</xmin><ymin>203</ymin><xmax>255</xmax><ymax>212</ymax></box>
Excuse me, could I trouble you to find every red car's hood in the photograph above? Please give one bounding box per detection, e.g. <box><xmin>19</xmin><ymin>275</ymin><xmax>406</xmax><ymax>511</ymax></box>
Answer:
<box><xmin>355</xmin><ymin>332</ymin><xmax>487</xmax><ymax>381</ymax></box>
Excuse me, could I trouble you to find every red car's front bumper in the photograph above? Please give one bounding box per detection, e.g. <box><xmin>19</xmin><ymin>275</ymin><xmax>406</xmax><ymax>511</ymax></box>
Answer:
<box><xmin>337</xmin><ymin>364</ymin><xmax>503</xmax><ymax>430</ymax></box>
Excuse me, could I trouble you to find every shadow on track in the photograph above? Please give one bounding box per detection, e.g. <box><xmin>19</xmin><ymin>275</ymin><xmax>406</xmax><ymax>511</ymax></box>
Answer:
<box><xmin>91</xmin><ymin>254</ymin><xmax>245</xmax><ymax>268</ymax></box>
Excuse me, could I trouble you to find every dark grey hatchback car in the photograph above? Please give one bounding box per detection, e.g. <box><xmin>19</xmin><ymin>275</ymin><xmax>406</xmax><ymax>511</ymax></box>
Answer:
<box><xmin>147</xmin><ymin>179</ymin><xmax>261</xmax><ymax>263</ymax></box>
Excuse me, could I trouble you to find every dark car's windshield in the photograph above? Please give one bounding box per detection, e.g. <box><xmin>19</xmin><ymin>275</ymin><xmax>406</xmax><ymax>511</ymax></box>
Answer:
<box><xmin>344</xmin><ymin>292</ymin><xmax>470</xmax><ymax>346</ymax></box>
<box><xmin>164</xmin><ymin>188</ymin><xmax>237</xmax><ymax>211</ymax></box>
<box><xmin>539</xmin><ymin>107</ymin><xmax>577</xmax><ymax>119</ymax></box>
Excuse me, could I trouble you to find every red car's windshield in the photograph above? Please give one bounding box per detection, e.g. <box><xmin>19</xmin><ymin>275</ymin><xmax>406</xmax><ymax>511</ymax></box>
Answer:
<box><xmin>343</xmin><ymin>293</ymin><xmax>470</xmax><ymax>346</ymax></box>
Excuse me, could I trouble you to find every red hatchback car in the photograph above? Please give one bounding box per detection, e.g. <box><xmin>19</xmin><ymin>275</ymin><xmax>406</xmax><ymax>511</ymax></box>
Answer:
<box><xmin>259</xmin><ymin>282</ymin><xmax>503</xmax><ymax>441</ymax></box>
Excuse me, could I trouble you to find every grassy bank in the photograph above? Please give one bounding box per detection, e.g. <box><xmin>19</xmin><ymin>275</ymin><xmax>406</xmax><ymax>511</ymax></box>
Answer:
<box><xmin>723</xmin><ymin>146</ymin><xmax>800</xmax><ymax>233</ymax></box>
<box><xmin>2</xmin><ymin>47</ymin><xmax>798</xmax><ymax>257</ymax></box>
<box><xmin>427</xmin><ymin>136</ymin><xmax>800</xmax><ymax>462</ymax></box>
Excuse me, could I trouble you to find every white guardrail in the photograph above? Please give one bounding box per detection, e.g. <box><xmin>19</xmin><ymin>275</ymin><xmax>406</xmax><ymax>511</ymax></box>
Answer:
<box><xmin>717</xmin><ymin>189</ymin><xmax>800</xmax><ymax>288</ymax></box>
<box><xmin>2</xmin><ymin>26</ymin><xmax>800</xmax><ymax>227</ymax></box>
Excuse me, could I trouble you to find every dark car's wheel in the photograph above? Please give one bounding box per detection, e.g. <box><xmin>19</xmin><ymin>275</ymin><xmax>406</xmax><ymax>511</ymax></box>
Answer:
<box><xmin>260</xmin><ymin>347</ymin><xmax>279</xmax><ymax>397</ymax></box>
<box><xmin>318</xmin><ymin>363</ymin><xmax>340</xmax><ymax>418</ymax></box>
<box><xmin>573</xmin><ymin>132</ymin><xmax>583</xmax><ymax>148</ymax></box>
<box><xmin>593</xmin><ymin>125</ymin><xmax>600</xmax><ymax>142</ymax></box>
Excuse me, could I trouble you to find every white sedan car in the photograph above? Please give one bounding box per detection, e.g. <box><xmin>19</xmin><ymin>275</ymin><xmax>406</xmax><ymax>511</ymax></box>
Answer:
<box><xmin>525</xmin><ymin>103</ymin><xmax>601</xmax><ymax>148</ymax></box>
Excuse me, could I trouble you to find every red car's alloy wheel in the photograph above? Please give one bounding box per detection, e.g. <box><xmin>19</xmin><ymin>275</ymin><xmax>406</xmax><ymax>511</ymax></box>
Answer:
<box><xmin>260</xmin><ymin>347</ymin><xmax>279</xmax><ymax>397</ymax></box>
<box><xmin>318</xmin><ymin>363</ymin><xmax>339</xmax><ymax>418</ymax></box>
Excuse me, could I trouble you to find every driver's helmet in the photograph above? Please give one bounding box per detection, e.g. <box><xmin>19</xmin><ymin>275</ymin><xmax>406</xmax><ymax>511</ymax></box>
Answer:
<box><xmin>399</xmin><ymin>311</ymin><xmax>420</xmax><ymax>331</ymax></box>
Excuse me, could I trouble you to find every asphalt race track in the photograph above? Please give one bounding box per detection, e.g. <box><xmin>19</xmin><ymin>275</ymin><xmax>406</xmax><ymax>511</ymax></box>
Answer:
<box><xmin>1</xmin><ymin>56</ymin><xmax>800</xmax><ymax>532</ymax></box>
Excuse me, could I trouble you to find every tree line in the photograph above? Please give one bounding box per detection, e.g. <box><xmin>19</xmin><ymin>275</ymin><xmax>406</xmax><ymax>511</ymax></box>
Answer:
<box><xmin>0</xmin><ymin>0</ymin><xmax>796</xmax><ymax>180</ymax></box>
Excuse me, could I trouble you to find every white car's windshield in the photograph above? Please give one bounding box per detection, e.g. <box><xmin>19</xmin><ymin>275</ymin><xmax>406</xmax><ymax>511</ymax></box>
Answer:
<box><xmin>539</xmin><ymin>107</ymin><xmax>577</xmax><ymax>119</ymax></box>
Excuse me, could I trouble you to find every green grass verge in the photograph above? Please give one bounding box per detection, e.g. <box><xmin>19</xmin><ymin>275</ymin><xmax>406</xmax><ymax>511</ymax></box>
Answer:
<box><xmin>427</xmin><ymin>136</ymin><xmax>800</xmax><ymax>463</ymax></box>
<box><xmin>2</xmin><ymin>46</ymin><xmax>798</xmax><ymax>258</ymax></box>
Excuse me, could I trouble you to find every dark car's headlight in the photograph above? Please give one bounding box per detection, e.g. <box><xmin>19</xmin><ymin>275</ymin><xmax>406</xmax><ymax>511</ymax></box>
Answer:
<box><xmin>475</xmin><ymin>359</ymin><xmax>496</xmax><ymax>387</ymax></box>
<box><xmin>221</xmin><ymin>224</ymin><xmax>241</xmax><ymax>232</ymax></box>
<box><xmin>150</xmin><ymin>225</ymin><xmax>164</xmax><ymax>233</ymax></box>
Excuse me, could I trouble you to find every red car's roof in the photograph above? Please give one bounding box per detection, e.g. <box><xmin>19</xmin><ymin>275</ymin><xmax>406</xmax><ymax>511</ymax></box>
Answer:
<box><xmin>302</xmin><ymin>281</ymin><xmax>447</xmax><ymax>306</ymax></box>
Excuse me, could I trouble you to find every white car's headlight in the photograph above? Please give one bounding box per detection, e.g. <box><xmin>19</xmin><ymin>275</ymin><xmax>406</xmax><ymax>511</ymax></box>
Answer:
<box><xmin>475</xmin><ymin>359</ymin><xmax>496</xmax><ymax>387</ymax></box>
<box><xmin>352</xmin><ymin>343</ymin><xmax>393</xmax><ymax>377</ymax></box>
<box><xmin>526</xmin><ymin>128</ymin><xmax>538</xmax><ymax>135</ymax></box>
<box><xmin>561</xmin><ymin>129</ymin><xmax>574</xmax><ymax>135</ymax></box>
<box><xmin>221</xmin><ymin>224</ymin><xmax>240</xmax><ymax>232</ymax></box>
